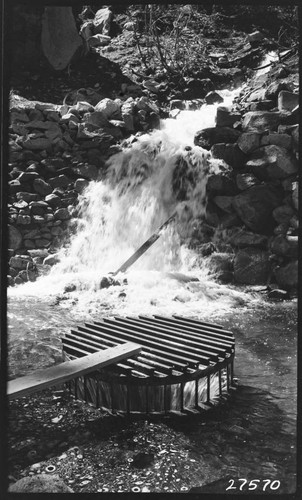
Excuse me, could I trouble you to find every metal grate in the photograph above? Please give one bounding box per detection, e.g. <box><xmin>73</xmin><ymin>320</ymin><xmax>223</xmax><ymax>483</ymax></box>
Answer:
<box><xmin>62</xmin><ymin>315</ymin><xmax>235</xmax><ymax>414</ymax></box>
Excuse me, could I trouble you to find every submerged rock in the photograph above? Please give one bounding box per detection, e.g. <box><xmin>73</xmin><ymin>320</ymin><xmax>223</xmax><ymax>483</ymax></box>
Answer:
<box><xmin>234</xmin><ymin>248</ymin><xmax>270</xmax><ymax>285</ymax></box>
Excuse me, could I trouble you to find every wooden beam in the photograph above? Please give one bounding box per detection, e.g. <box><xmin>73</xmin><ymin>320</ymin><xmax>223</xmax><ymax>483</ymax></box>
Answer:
<box><xmin>7</xmin><ymin>342</ymin><xmax>142</xmax><ymax>400</ymax></box>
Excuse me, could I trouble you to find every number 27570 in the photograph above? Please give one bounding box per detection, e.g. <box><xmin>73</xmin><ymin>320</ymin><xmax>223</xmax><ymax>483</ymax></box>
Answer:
<box><xmin>226</xmin><ymin>479</ymin><xmax>280</xmax><ymax>491</ymax></box>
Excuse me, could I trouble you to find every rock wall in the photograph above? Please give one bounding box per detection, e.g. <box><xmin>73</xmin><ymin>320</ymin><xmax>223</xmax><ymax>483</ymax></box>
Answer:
<box><xmin>8</xmin><ymin>94</ymin><xmax>160</xmax><ymax>286</ymax></box>
<box><xmin>194</xmin><ymin>81</ymin><xmax>298</xmax><ymax>292</ymax></box>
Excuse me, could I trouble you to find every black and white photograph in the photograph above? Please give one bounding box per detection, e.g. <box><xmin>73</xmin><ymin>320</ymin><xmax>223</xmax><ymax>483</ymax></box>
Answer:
<box><xmin>2</xmin><ymin>1</ymin><xmax>299</xmax><ymax>495</ymax></box>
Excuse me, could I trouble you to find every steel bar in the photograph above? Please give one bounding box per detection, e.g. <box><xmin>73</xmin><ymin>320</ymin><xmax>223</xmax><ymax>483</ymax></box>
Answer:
<box><xmin>131</xmin><ymin>316</ymin><xmax>233</xmax><ymax>353</ymax></box>
<box><xmin>172</xmin><ymin>315</ymin><xmax>224</xmax><ymax>330</ymax></box>
<box><xmin>164</xmin><ymin>384</ymin><xmax>167</xmax><ymax>415</ymax></box>
<box><xmin>218</xmin><ymin>369</ymin><xmax>222</xmax><ymax>396</ymax></box>
<box><xmin>195</xmin><ymin>379</ymin><xmax>198</xmax><ymax>408</ymax></box>
<box><xmin>153</xmin><ymin>315</ymin><xmax>234</xmax><ymax>339</ymax></box>
<box><xmin>92</xmin><ymin>321</ymin><xmax>207</xmax><ymax>367</ymax></box>
<box><xmin>95</xmin><ymin>379</ymin><xmax>100</xmax><ymax>408</ymax></box>
<box><xmin>102</xmin><ymin>318</ymin><xmax>216</xmax><ymax>363</ymax></box>
<box><xmin>226</xmin><ymin>363</ymin><xmax>230</xmax><ymax>392</ymax></box>
<box><xmin>113</xmin><ymin>317</ymin><xmax>227</xmax><ymax>358</ymax></box>
<box><xmin>180</xmin><ymin>383</ymin><xmax>184</xmax><ymax>412</ymax></box>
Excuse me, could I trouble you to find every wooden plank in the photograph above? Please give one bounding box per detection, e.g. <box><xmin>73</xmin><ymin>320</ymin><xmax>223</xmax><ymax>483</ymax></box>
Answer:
<box><xmin>7</xmin><ymin>342</ymin><xmax>142</xmax><ymax>400</ymax></box>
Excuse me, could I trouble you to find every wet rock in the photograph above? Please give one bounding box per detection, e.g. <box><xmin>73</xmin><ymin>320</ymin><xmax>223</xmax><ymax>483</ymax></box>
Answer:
<box><xmin>207</xmin><ymin>252</ymin><xmax>233</xmax><ymax>275</ymax></box>
<box><xmin>17</xmin><ymin>171</ymin><xmax>40</xmax><ymax>183</ymax></box>
<box><xmin>205</xmin><ymin>91</ymin><xmax>223</xmax><ymax>104</ymax></box>
<box><xmin>16</xmin><ymin>191</ymin><xmax>40</xmax><ymax>203</ymax></box>
<box><xmin>213</xmin><ymin>195</ymin><xmax>234</xmax><ymax>213</ymax></box>
<box><xmin>237</xmin><ymin>132</ymin><xmax>261</xmax><ymax>153</ymax></box>
<box><xmin>88</xmin><ymin>34</ymin><xmax>111</xmax><ymax>47</ymax></box>
<box><xmin>95</xmin><ymin>98</ymin><xmax>121</xmax><ymax>119</ymax></box>
<box><xmin>194</xmin><ymin>127</ymin><xmax>240</xmax><ymax>150</ymax></box>
<box><xmin>29</xmin><ymin>201</ymin><xmax>49</xmax><ymax>215</ymax></box>
<box><xmin>264</xmin><ymin>81</ymin><xmax>290</xmax><ymax>101</ymax></box>
<box><xmin>216</xmin><ymin>106</ymin><xmax>241</xmax><ymax>128</ymax></box>
<box><xmin>207</xmin><ymin>173</ymin><xmax>237</xmax><ymax>196</ymax></box>
<box><xmin>246</xmin><ymin>145</ymin><xmax>298</xmax><ymax>180</ymax></box>
<box><xmin>43</xmin><ymin>253</ymin><xmax>60</xmax><ymax>266</ymax></box>
<box><xmin>292</xmin><ymin>181</ymin><xmax>298</xmax><ymax>210</ymax></box>
<box><xmin>274</xmin><ymin>260</ymin><xmax>298</xmax><ymax>289</ymax></box>
<box><xmin>78</xmin><ymin>164</ymin><xmax>98</xmax><ymax>180</ymax></box>
<box><xmin>9</xmin><ymin>179</ymin><xmax>22</xmax><ymax>194</ymax></box>
<box><xmin>211</xmin><ymin>143</ymin><xmax>246</xmax><ymax>168</ymax></box>
<box><xmin>278</xmin><ymin>91</ymin><xmax>299</xmax><ymax>113</ymax></box>
<box><xmin>54</xmin><ymin>208</ymin><xmax>70</xmax><ymax>220</ymax></box>
<box><xmin>45</xmin><ymin>193</ymin><xmax>62</xmax><ymax>208</ymax></box>
<box><xmin>232</xmin><ymin>185</ymin><xmax>282</xmax><ymax>234</ymax></box>
<box><xmin>230</xmin><ymin>230</ymin><xmax>268</xmax><ymax>248</ymax></box>
<box><xmin>100</xmin><ymin>276</ymin><xmax>114</xmax><ymax>288</ymax></box>
<box><xmin>74</xmin><ymin>178</ymin><xmax>89</xmax><ymax>192</ymax></box>
<box><xmin>291</xmin><ymin>125</ymin><xmax>299</xmax><ymax>152</ymax></box>
<box><xmin>260</xmin><ymin>133</ymin><xmax>292</xmax><ymax>150</ymax></box>
<box><xmin>236</xmin><ymin>172</ymin><xmax>260</xmax><ymax>191</ymax></box>
<box><xmin>8</xmin><ymin>225</ymin><xmax>23</xmax><ymax>250</ymax></box>
<box><xmin>249</xmin><ymin>100</ymin><xmax>275</xmax><ymax>111</ymax></box>
<box><xmin>9</xmin><ymin>474</ymin><xmax>74</xmax><ymax>493</ymax></box>
<box><xmin>17</xmin><ymin>214</ymin><xmax>32</xmax><ymax>225</ymax></box>
<box><xmin>268</xmin><ymin>289</ymin><xmax>289</xmax><ymax>300</ymax></box>
<box><xmin>184</xmin><ymin>78</ymin><xmax>214</xmax><ymax>99</ymax></box>
<box><xmin>121</xmin><ymin>98</ymin><xmax>135</xmax><ymax>132</ymax></box>
<box><xmin>242</xmin><ymin>111</ymin><xmax>281</xmax><ymax>132</ymax></box>
<box><xmin>33</xmin><ymin>178</ymin><xmax>53</xmax><ymax>196</ymax></box>
<box><xmin>22</xmin><ymin>137</ymin><xmax>52</xmax><ymax>151</ymax></box>
<box><xmin>234</xmin><ymin>248</ymin><xmax>270</xmax><ymax>285</ymax></box>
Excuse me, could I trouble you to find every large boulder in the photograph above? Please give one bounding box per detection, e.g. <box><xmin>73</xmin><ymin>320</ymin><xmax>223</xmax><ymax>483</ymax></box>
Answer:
<box><xmin>232</xmin><ymin>185</ymin><xmax>283</xmax><ymax>234</ymax></box>
<box><xmin>194</xmin><ymin>127</ymin><xmax>240</xmax><ymax>150</ymax></box>
<box><xmin>274</xmin><ymin>260</ymin><xmax>298</xmax><ymax>289</ymax></box>
<box><xmin>245</xmin><ymin>145</ymin><xmax>298</xmax><ymax>180</ymax></box>
<box><xmin>234</xmin><ymin>248</ymin><xmax>270</xmax><ymax>285</ymax></box>
<box><xmin>237</xmin><ymin>132</ymin><xmax>261</xmax><ymax>154</ymax></box>
<box><xmin>278</xmin><ymin>91</ymin><xmax>299</xmax><ymax>113</ymax></box>
<box><xmin>41</xmin><ymin>7</ymin><xmax>83</xmax><ymax>70</ymax></box>
<box><xmin>229</xmin><ymin>230</ymin><xmax>268</xmax><ymax>248</ymax></box>
<box><xmin>211</xmin><ymin>143</ymin><xmax>246</xmax><ymax>169</ymax></box>
<box><xmin>216</xmin><ymin>106</ymin><xmax>241</xmax><ymax>128</ymax></box>
<box><xmin>9</xmin><ymin>474</ymin><xmax>74</xmax><ymax>493</ymax></box>
<box><xmin>242</xmin><ymin>111</ymin><xmax>281</xmax><ymax>132</ymax></box>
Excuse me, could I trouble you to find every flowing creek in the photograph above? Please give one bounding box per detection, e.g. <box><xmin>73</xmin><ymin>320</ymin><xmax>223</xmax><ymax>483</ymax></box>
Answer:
<box><xmin>7</xmin><ymin>88</ymin><xmax>297</xmax><ymax>493</ymax></box>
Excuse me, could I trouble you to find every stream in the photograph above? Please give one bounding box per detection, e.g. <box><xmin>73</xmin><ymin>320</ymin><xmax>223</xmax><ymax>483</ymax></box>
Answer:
<box><xmin>7</xmin><ymin>86</ymin><xmax>297</xmax><ymax>493</ymax></box>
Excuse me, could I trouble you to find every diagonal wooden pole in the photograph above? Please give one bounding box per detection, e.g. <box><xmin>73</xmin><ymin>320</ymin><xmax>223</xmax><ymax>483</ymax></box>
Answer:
<box><xmin>112</xmin><ymin>212</ymin><xmax>177</xmax><ymax>276</ymax></box>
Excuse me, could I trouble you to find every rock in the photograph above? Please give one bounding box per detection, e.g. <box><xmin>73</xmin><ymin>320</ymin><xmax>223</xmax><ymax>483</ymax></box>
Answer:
<box><xmin>74</xmin><ymin>178</ymin><xmax>89</xmax><ymax>192</ymax></box>
<box><xmin>22</xmin><ymin>137</ymin><xmax>52</xmax><ymax>151</ymax></box>
<box><xmin>17</xmin><ymin>214</ymin><xmax>32</xmax><ymax>225</ymax></box>
<box><xmin>260</xmin><ymin>133</ymin><xmax>292</xmax><ymax>150</ymax></box>
<box><xmin>194</xmin><ymin>127</ymin><xmax>240</xmax><ymax>150</ymax></box>
<box><xmin>213</xmin><ymin>195</ymin><xmax>234</xmax><ymax>213</ymax></box>
<box><xmin>249</xmin><ymin>100</ymin><xmax>275</xmax><ymax>111</ymax></box>
<box><xmin>247</xmin><ymin>31</ymin><xmax>265</xmax><ymax>44</ymax></box>
<box><xmin>291</xmin><ymin>125</ymin><xmax>299</xmax><ymax>152</ymax></box>
<box><xmin>41</xmin><ymin>7</ymin><xmax>83</xmax><ymax>71</ymax></box>
<box><xmin>17</xmin><ymin>171</ymin><xmax>40</xmax><ymax>184</ymax></box>
<box><xmin>274</xmin><ymin>261</ymin><xmax>298</xmax><ymax>289</ymax></box>
<box><xmin>205</xmin><ymin>91</ymin><xmax>223</xmax><ymax>104</ymax></box>
<box><xmin>245</xmin><ymin>88</ymin><xmax>266</xmax><ymax>102</ymax></box>
<box><xmin>8</xmin><ymin>225</ymin><xmax>22</xmax><ymax>250</ymax></box>
<box><xmin>230</xmin><ymin>230</ymin><xmax>268</xmax><ymax>248</ymax></box>
<box><xmin>268</xmin><ymin>289</ymin><xmax>289</xmax><ymax>300</ymax></box>
<box><xmin>93</xmin><ymin>7</ymin><xmax>112</xmax><ymax>36</ymax></box>
<box><xmin>16</xmin><ymin>192</ymin><xmax>40</xmax><ymax>203</ymax></box>
<box><xmin>272</xmin><ymin>205</ymin><xmax>294</xmax><ymax>224</ymax></box>
<box><xmin>292</xmin><ymin>182</ymin><xmax>298</xmax><ymax>210</ymax></box>
<box><xmin>9</xmin><ymin>255</ymin><xmax>32</xmax><ymax>270</ymax></box>
<box><xmin>136</xmin><ymin>97</ymin><xmax>159</xmax><ymax>114</ymax></box>
<box><xmin>29</xmin><ymin>201</ymin><xmax>49</xmax><ymax>215</ymax></box>
<box><xmin>54</xmin><ymin>208</ymin><xmax>70</xmax><ymax>220</ymax></box>
<box><xmin>242</xmin><ymin>111</ymin><xmax>281</xmax><ymax>132</ymax></box>
<box><xmin>43</xmin><ymin>253</ymin><xmax>60</xmax><ymax>266</ymax></box>
<box><xmin>236</xmin><ymin>172</ymin><xmax>260</xmax><ymax>191</ymax></box>
<box><xmin>88</xmin><ymin>34</ymin><xmax>111</xmax><ymax>47</ymax></box>
<box><xmin>184</xmin><ymin>78</ymin><xmax>214</xmax><ymax>99</ymax></box>
<box><xmin>78</xmin><ymin>164</ymin><xmax>98</xmax><ymax>180</ymax></box>
<box><xmin>211</xmin><ymin>143</ymin><xmax>246</xmax><ymax>168</ymax></box>
<box><xmin>207</xmin><ymin>252</ymin><xmax>233</xmax><ymax>275</ymax></box>
<box><xmin>45</xmin><ymin>194</ymin><xmax>62</xmax><ymax>208</ymax></box>
<box><xmin>121</xmin><ymin>99</ymin><xmax>135</xmax><ymax>131</ymax></box>
<box><xmin>234</xmin><ymin>248</ymin><xmax>270</xmax><ymax>285</ymax></box>
<box><xmin>207</xmin><ymin>173</ymin><xmax>237</xmax><ymax>196</ymax></box>
<box><xmin>246</xmin><ymin>145</ymin><xmax>298</xmax><ymax>180</ymax></box>
<box><xmin>216</xmin><ymin>106</ymin><xmax>241</xmax><ymax>128</ymax></box>
<box><xmin>100</xmin><ymin>276</ymin><xmax>114</xmax><ymax>288</ymax></box>
<box><xmin>84</xmin><ymin>111</ymin><xmax>110</xmax><ymax>128</ymax></box>
<box><xmin>9</xmin><ymin>474</ymin><xmax>74</xmax><ymax>493</ymax></box>
<box><xmin>278</xmin><ymin>91</ymin><xmax>299</xmax><ymax>112</ymax></box>
<box><xmin>170</xmin><ymin>99</ymin><xmax>185</xmax><ymax>111</ymax></box>
<box><xmin>232</xmin><ymin>185</ymin><xmax>282</xmax><ymax>234</ymax></box>
<box><xmin>265</xmin><ymin>81</ymin><xmax>290</xmax><ymax>101</ymax></box>
<box><xmin>48</xmin><ymin>175</ymin><xmax>70</xmax><ymax>188</ymax></box>
<box><xmin>237</xmin><ymin>132</ymin><xmax>261</xmax><ymax>153</ymax></box>
<box><xmin>13</xmin><ymin>200</ymin><xmax>29</xmax><ymax>210</ymax></box>
<box><xmin>9</xmin><ymin>179</ymin><xmax>22</xmax><ymax>194</ymax></box>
